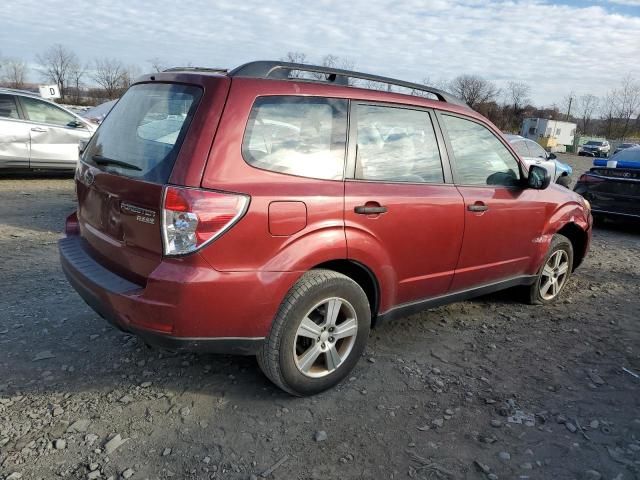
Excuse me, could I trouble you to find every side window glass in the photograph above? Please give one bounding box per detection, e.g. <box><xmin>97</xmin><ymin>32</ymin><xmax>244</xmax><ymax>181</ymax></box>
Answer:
<box><xmin>512</xmin><ymin>140</ymin><xmax>530</xmax><ymax>157</ymax></box>
<box><xmin>442</xmin><ymin>115</ymin><xmax>521</xmax><ymax>187</ymax></box>
<box><xmin>19</xmin><ymin>96</ymin><xmax>76</xmax><ymax>127</ymax></box>
<box><xmin>0</xmin><ymin>95</ymin><xmax>20</xmax><ymax>119</ymax></box>
<box><xmin>242</xmin><ymin>96</ymin><xmax>348</xmax><ymax>180</ymax></box>
<box><xmin>527</xmin><ymin>140</ymin><xmax>547</xmax><ymax>159</ymax></box>
<box><xmin>355</xmin><ymin>105</ymin><xmax>443</xmax><ymax>183</ymax></box>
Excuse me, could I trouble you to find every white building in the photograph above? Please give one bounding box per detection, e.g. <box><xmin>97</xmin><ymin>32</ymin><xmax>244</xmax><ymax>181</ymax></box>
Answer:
<box><xmin>520</xmin><ymin>118</ymin><xmax>577</xmax><ymax>147</ymax></box>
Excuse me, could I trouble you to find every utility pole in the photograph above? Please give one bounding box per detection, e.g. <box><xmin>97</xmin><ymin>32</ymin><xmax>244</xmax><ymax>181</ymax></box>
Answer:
<box><xmin>566</xmin><ymin>95</ymin><xmax>573</xmax><ymax>121</ymax></box>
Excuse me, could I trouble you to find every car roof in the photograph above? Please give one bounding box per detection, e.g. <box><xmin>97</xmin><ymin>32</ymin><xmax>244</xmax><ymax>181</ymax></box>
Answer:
<box><xmin>505</xmin><ymin>134</ymin><xmax>526</xmax><ymax>142</ymax></box>
<box><xmin>0</xmin><ymin>87</ymin><xmax>41</xmax><ymax>98</ymax></box>
<box><xmin>145</xmin><ymin>60</ymin><xmax>470</xmax><ymax>110</ymax></box>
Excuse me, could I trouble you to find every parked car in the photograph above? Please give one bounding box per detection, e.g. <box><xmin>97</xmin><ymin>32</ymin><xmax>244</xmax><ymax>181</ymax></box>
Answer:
<box><xmin>59</xmin><ymin>61</ymin><xmax>592</xmax><ymax>395</ymax></box>
<box><xmin>0</xmin><ymin>88</ymin><xmax>96</xmax><ymax>171</ymax></box>
<box><xmin>613</xmin><ymin>142</ymin><xmax>639</xmax><ymax>155</ymax></box>
<box><xmin>81</xmin><ymin>99</ymin><xmax>118</xmax><ymax>125</ymax></box>
<box><xmin>579</xmin><ymin>140</ymin><xmax>610</xmax><ymax>158</ymax></box>
<box><xmin>574</xmin><ymin>146</ymin><xmax>640</xmax><ymax>220</ymax></box>
<box><xmin>506</xmin><ymin>134</ymin><xmax>573</xmax><ymax>187</ymax></box>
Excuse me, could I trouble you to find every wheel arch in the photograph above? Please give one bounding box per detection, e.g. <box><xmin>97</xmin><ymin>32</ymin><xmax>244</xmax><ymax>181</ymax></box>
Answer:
<box><xmin>556</xmin><ymin>222</ymin><xmax>588</xmax><ymax>271</ymax></box>
<box><xmin>311</xmin><ymin>259</ymin><xmax>381</xmax><ymax>325</ymax></box>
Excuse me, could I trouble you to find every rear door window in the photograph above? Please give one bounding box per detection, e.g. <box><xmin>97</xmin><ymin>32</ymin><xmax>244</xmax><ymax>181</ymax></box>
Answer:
<box><xmin>0</xmin><ymin>94</ymin><xmax>20</xmax><ymax>119</ymax></box>
<box><xmin>242</xmin><ymin>96</ymin><xmax>348</xmax><ymax>180</ymax></box>
<box><xmin>84</xmin><ymin>83</ymin><xmax>202</xmax><ymax>184</ymax></box>
<box><xmin>355</xmin><ymin>104</ymin><xmax>444</xmax><ymax>183</ymax></box>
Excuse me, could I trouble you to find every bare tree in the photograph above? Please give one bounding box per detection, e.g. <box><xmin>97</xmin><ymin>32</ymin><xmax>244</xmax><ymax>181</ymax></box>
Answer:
<box><xmin>600</xmin><ymin>90</ymin><xmax>617</xmax><ymax>139</ymax></box>
<box><xmin>506</xmin><ymin>81</ymin><xmax>531</xmax><ymax>112</ymax></box>
<box><xmin>282</xmin><ymin>51</ymin><xmax>308</xmax><ymax>64</ymax></box>
<box><xmin>448</xmin><ymin>74</ymin><xmax>500</xmax><ymax>109</ymax></box>
<box><xmin>37</xmin><ymin>44</ymin><xmax>78</xmax><ymax>99</ymax></box>
<box><xmin>120</xmin><ymin>64</ymin><xmax>141</xmax><ymax>90</ymax></box>
<box><xmin>2</xmin><ymin>59</ymin><xmax>28</xmax><ymax>89</ymax></box>
<box><xmin>614</xmin><ymin>75</ymin><xmax>640</xmax><ymax>139</ymax></box>
<box><xmin>93</xmin><ymin>58</ymin><xmax>126</xmax><ymax>99</ymax></box>
<box><xmin>68</xmin><ymin>62</ymin><xmax>86</xmax><ymax>104</ymax></box>
<box><xmin>148</xmin><ymin>57</ymin><xmax>167</xmax><ymax>73</ymax></box>
<box><xmin>577</xmin><ymin>94</ymin><xmax>599</xmax><ymax>135</ymax></box>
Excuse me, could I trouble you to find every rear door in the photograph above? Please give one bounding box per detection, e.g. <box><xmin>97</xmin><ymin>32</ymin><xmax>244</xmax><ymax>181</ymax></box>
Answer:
<box><xmin>0</xmin><ymin>94</ymin><xmax>30</xmax><ymax>168</ymax></box>
<box><xmin>17</xmin><ymin>95</ymin><xmax>93</xmax><ymax>169</ymax></box>
<box><xmin>76</xmin><ymin>82</ymin><xmax>206</xmax><ymax>282</ymax></box>
<box><xmin>438</xmin><ymin>113</ymin><xmax>546</xmax><ymax>291</ymax></box>
<box><xmin>344</xmin><ymin>102</ymin><xmax>464</xmax><ymax>306</ymax></box>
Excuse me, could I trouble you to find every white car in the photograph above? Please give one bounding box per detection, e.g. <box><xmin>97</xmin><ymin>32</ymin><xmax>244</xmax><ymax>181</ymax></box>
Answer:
<box><xmin>0</xmin><ymin>88</ymin><xmax>96</xmax><ymax>171</ymax></box>
<box><xmin>506</xmin><ymin>135</ymin><xmax>572</xmax><ymax>187</ymax></box>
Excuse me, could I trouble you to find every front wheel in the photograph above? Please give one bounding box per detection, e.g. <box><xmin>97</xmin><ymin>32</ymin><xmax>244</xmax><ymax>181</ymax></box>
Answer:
<box><xmin>527</xmin><ymin>234</ymin><xmax>573</xmax><ymax>305</ymax></box>
<box><xmin>556</xmin><ymin>175</ymin><xmax>572</xmax><ymax>188</ymax></box>
<box><xmin>257</xmin><ymin>269</ymin><xmax>371</xmax><ymax>396</ymax></box>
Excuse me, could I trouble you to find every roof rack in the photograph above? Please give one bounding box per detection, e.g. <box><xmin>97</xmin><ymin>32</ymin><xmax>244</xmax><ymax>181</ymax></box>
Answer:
<box><xmin>228</xmin><ymin>61</ymin><xmax>467</xmax><ymax>107</ymax></box>
<box><xmin>163</xmin><ymin>67</ymin><xmax>228</xmax><ymax>74</ymax></box>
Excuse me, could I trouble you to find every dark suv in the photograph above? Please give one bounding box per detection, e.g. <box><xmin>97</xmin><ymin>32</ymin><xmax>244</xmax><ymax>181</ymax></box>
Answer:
<box><xmin>59</xmin><ymin>61</ymin><xmax>592</xmax><ymax>395</ymax></box>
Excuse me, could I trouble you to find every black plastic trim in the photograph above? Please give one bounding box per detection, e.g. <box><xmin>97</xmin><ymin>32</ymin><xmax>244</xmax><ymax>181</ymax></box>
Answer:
<box><xmin>59</xmin><ymin>236</ymin><xmax>142</xmax><ymax>294</ymax></box>
<box><xmin>376</xmin><ymin>275</ymin><xmax>537</xmax><ymax>324</ymax></box>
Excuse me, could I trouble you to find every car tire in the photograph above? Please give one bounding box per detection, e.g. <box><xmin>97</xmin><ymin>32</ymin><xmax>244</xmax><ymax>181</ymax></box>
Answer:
<box><xmin>257</xmin><ymin>269</ymin><xmax>371</xmax><ymax>396</ymax></box>
<box><xmin>556</xmin><ymin>175</ymin><xmax>572</xmax><ymax>188</ymax></box>
<box><xmin>527</xmin><ymin>234</ymin><xmax>573</xmax><ymax>305</ymax></box>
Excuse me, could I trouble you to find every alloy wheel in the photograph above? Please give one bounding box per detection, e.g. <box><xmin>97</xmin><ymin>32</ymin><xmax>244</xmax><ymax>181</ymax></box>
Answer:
<box><xmin>293</xmin><ymin>297</ymin><xmax>358</xmax><ymax>378</ymax></box>
<box><xmin>540</xmin><ymin>250</ymin><xmax>570</xmax><ymax>300</ymax></box>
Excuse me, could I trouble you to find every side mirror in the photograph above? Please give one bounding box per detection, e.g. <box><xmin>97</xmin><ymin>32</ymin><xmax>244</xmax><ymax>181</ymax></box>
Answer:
<box><xmin>528</xmin><ymin>164</ymin><xmax>551</xmax><ymax>189</ymax></box>
<box><xmin>67</xmin><ymin>120</ymin><xmax>86</xmax><ymax>129</ymax></box>
<box><xmin>548</xmin><ymin>152</ymin><xmax>557</xmax><ymax>160</ymax></box>
<box><xmin>78</xmin><ymin>140</ymin><xmax>89</xmax><ymax>155</ymax></box>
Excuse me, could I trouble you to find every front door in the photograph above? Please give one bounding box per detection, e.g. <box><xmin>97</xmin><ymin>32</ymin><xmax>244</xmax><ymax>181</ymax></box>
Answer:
<box><xmin>438</xmin><ymin>113</ymin><xmax>546</xmax><ymax>291</ymax></box>
<box><xmin>18</xmin><ymin>95</ymin><xmax>92</xmax><ymax>169</ymax></box>
<box><xmin>344</xmin><ymin>103</ymin><xmax>464</xmax><ymax>308</ymax></box>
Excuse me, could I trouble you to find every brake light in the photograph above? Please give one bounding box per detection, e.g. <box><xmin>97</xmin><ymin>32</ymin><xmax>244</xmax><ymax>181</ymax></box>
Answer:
<box><xmin>578</xmin><ymin>174</ymin><xmax>604</xmax><ymax>184</ymax></box>
<box><xmin>161</xmin><ymin>186</ymin><xmax>249</xmax><ymax>256</ymax></box>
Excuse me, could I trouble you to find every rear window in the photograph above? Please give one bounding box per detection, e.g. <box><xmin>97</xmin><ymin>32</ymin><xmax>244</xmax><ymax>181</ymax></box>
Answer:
<box><xmin>242</xmin><ymin>96</ymin><xmax>348</xmax><ymax>180</ymax></box>
<box><xmin>84</xmin><ymin>83</ymin><xmax>202</xmax><ymax>184</ymax></box>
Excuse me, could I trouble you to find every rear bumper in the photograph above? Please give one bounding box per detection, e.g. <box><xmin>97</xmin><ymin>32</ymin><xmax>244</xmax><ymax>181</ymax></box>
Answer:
<box><xmin>59</xmin><ymin>236</ymin><xmax>296</xmax><ymax>355</ymax></box>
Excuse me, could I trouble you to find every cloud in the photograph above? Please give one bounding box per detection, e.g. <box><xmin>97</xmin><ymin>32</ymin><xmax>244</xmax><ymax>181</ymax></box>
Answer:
<box><xmin>2</xmin><ymin>0</ymin><xmax>639</xmax><ymax>106</ymax></box>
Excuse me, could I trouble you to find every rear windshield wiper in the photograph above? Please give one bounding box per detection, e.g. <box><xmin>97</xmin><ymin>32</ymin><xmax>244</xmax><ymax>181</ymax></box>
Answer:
<box><xmin>92</xmin><ymin>155</ymin><xmax>142</xmax><ymax>171</ymax></box>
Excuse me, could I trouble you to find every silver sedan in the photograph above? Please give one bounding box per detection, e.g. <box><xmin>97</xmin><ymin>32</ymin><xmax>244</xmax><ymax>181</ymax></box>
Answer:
<box><xmin>0</xmin><ymin>88</ymin><xmax>96</xmax><ymax>171</ymax></box>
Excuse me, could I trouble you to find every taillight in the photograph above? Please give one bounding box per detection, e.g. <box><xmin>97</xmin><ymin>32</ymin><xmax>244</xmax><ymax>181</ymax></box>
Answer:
<box><xmin>578</xmin><ymin>174</ymin><xmax>604</xmax><ymax>184</ymax></box>
<box><xmin>161</xmin><ymin>186</ymin><xmax>249</xmax><ymax>256</ymax></box>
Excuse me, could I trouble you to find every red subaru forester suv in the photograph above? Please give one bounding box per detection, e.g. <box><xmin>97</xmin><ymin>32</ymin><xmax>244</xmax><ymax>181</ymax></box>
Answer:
<box><xmin>60</xmin><ymin>61</ymin><xmax>592</xmax><ymax>395</ymax></box>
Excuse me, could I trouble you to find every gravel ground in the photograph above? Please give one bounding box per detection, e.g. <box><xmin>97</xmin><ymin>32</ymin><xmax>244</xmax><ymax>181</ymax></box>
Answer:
<box><xmin>0</xmin><ymin>155</ymin><xmax>639</xmax><ymax>480</ymax></box>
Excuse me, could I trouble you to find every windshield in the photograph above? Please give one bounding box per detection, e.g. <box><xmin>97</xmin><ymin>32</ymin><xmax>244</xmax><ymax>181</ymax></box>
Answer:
<box><xmin>585</xmin><ymin>141</ymin><xmax>604</xmax><ymax>146</ymax></box>
<box><xmin>83</xmin><ymin>83</ymin><xmax>202</xmax><ymax>184</ymax></box>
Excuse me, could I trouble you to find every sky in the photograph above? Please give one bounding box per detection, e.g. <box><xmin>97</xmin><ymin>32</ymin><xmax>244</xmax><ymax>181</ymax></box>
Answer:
<box><xmin>2</xmin><ymin>0</ymin><xmax>639</xmax><ymax>107</ymax></box>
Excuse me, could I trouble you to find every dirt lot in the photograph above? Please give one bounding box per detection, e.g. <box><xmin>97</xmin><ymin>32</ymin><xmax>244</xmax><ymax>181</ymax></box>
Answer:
<box><xmin>0</xmin><ymin>154</ymin><xmax>639</xmax><ymax>480</ymax></box>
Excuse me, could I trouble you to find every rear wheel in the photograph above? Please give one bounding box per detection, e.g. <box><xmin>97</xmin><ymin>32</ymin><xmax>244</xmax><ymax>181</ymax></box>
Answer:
<box><xmin>527</xmin><ymin>234</ymin><xmax>573</xmax><ymax>305</ymax></box>
<box><xmin>257</xmin><ymin>269</ymin><xmax>371</xmax><ymax>396</ymax></box>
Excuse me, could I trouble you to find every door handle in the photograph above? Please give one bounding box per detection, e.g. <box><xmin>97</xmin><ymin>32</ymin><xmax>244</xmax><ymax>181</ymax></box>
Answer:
<box><xmin>31</xmin><ymin>127</ymin><xmax>47</xmax><ymax>132</ymax></box>
<box><xmin>467</xmin><ymin>203</ymin><xmax>489</xmax><ymax>212</ymax></box>
<box><xmin>354</xmin><ymin>205</ymin><xmax>387</xmax><ymax>215</ymax></box>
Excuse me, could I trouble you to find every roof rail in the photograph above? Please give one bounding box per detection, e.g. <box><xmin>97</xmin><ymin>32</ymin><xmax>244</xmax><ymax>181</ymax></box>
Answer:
<box><xmin>163</xmin><ymin>67</ymin><xmax>228</xmax><ymax>74</ymax></box>
<box><xmin>229</xmin><ymin>61</ymin><xmax>467</xmax><ymax>107</ymax></box>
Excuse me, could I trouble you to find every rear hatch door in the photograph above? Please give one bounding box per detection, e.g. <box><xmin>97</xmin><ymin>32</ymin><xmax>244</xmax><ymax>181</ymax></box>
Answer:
<box><xmin>76</xmin><ymin>78</ymin><xmax>228</xmax><ymax>283</ymax></box>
